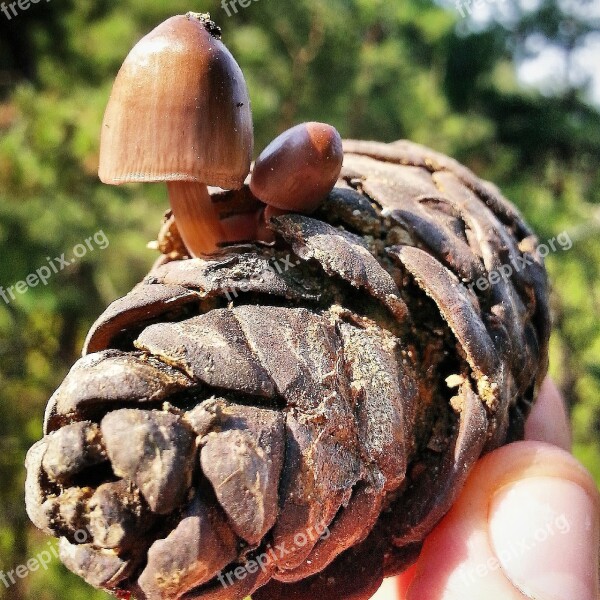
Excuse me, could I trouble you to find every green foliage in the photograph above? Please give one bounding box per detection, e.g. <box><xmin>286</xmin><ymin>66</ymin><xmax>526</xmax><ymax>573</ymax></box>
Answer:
<box><xmin>0</xmin><ymin>0</ymin><xmax>598</xmax><ymax>598</ymax></box>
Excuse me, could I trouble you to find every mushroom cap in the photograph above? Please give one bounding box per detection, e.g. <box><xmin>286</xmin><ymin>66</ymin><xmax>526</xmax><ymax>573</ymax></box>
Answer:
<box><xmin>99</xmin><ymin>14</ymin><xmax>253</xmax><ymax>189</ymax></box>
<box><xmin>250</xmin><ymin>122</ymin><xmax>343</xmax><ymax>213</ymax></box>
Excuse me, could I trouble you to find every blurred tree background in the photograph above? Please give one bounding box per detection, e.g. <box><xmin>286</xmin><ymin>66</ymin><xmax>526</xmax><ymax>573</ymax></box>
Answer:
<box><xmin>0</xmin><ymin>0</ymin><xmax>599</xmax><ymax>598</ymax></box>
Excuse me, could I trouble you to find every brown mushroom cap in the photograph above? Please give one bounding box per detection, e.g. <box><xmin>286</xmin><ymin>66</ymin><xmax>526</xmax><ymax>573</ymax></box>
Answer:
<box><xmin>99</xmin><ymin>13</ymin><xmax>253</xmax><ymax>189</ymax></box>
<box><xmin>250</xmin><ymin>122</ymin><xmax>343</xmax><ymax>213</ymax></box>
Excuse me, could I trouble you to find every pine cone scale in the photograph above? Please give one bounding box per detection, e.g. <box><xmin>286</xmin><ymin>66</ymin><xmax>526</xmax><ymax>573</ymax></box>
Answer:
<box><xmin>198</xmin><ymin>401</ymin><xmax>285</xmax><ymax>545</ymax></box>
<box><xmin>135</xmin><ymin>310</ymin><xmax>278</xmax><ymax>398</ymax></box>
<box><xmin>389</xmin><ymin>244</ymin><xmax>501</xmax><ymax>387</ymax></box>
<box><xmin>271</xmin><ymin>215</ymin><xmax>409</xmax><ymax>320</ymax></box>
<box><xmin>43</xmin><ymin>351</ymin><xmax>195</xmax><ymax>434</ymax></box>
<box><xmin>100</xmin><ymin>409</ymin><xmax>197</xmax><ymax>514</ymax></box>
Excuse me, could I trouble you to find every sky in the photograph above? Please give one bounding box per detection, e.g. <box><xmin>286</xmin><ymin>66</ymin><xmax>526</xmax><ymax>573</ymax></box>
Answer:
<box><xmin>446</xmin><ymin>0</ymin><xmax>600</xmax><ymax>106</ymax></box>
<box><xmin>517</xmin><ymin>32</ymin><xmax>600</xmax><ymax>105</ymax></box>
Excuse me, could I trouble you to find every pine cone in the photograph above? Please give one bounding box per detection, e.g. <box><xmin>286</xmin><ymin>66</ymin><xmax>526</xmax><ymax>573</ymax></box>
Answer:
<box><xmin>25</xmin><ymin>139</ymin><xmax>550</xmax><ymax>600</ymax></box>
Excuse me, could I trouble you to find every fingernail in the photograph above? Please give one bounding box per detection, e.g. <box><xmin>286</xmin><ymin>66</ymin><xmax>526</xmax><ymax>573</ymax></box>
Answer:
<box><xmin>489</xmin><ymin>476</ymin><xmax>599</xmax><ymax>600</ymax></box>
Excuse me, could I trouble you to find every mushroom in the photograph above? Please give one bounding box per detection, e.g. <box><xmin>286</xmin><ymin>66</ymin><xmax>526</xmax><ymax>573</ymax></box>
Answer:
<box><xmin>250</xmin><ymin>122</ymin><xmax>343</xmax><ymax>214</ymax></box>
<box><xmin>99</xmin><ymin>13</ymin><xmax>253</xmax><ymax>257</ymax></box>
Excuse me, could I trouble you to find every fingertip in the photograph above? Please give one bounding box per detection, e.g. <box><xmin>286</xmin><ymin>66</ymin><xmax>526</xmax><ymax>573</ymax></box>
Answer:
<box><xmin>524</xmin><ymin>377</ymin><xmax>571</xmax><ymax>450</ymax></box>
<box><xmin>395</xmin><ymin>563</ymin><xmax>417</xmax><ymax>599</ymax></box>
<box><xmin>490</xmin><ymin>474</ymin><xmax>599</xmax><ymax>600</ymax></box>
<box><xmin>369</xmin><ymin>561</ymin><xmax>417</xmax><ymax>599</ymax></box>
<box><xmin>405</xmin><ymin>441</ymin><xmax>599</xmax><ymax>600</ymax></box>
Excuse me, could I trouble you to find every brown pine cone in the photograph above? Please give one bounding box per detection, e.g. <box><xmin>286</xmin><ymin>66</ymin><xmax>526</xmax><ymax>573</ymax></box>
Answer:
<box><xmin>25</xmin><ymin>139</ymin><xmax>550</xmax><ymax>600</ymax></box>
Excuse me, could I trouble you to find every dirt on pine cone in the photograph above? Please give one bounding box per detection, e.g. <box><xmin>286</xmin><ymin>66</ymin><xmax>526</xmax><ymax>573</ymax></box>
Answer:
<box><xmin>25</xmin><ymin>139</ymin><xmax>550</xmax><ymax>600</ymax></box>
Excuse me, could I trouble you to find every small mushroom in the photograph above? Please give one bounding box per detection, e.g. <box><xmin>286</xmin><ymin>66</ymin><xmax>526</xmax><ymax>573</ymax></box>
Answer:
<box><xmin>250</xmin><ymin>122</ymin><xmax>343</xmax><ymax>214</ymax></box>
<box><xmin>99</xmin><ymin>13</ymin><xmax>253</xmax><ymax>257</ymax></box>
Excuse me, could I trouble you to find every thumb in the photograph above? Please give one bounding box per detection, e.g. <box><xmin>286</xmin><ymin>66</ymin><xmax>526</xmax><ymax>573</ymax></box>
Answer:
<box><xmin>524</xmin><ymin>377</ymin><xmax>572</xmax><ymax>451</ymax></box>
<box><xmin>405</xmin><ymin>441</ymin><xmax>600</xmax><ymax>600</ymax></box>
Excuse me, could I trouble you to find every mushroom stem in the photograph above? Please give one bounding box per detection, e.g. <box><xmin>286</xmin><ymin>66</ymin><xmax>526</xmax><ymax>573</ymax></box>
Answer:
<box><xmin>167</xmin><ymin>182</ymin><xmax>225</xmax><ymax>257</ymax></box>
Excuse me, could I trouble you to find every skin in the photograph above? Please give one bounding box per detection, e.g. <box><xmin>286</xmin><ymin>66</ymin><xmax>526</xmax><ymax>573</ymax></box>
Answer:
<box><xmin>371</xmin><ymin>377</ymin><xmax>600</xmax><ymax>600</ymax></box>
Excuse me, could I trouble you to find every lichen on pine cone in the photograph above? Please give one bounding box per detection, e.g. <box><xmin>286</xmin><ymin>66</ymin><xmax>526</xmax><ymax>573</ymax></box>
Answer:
<box><xmin>26</xmin><ymin>139</ymin><xmax>550</xmax><ymax>600</ymax></box>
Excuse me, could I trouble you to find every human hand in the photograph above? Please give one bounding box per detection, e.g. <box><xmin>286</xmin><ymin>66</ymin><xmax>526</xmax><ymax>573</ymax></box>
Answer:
<box><xmin>372</xmin><ymin>377</ymin><xmax>600</xmax><ymax>600</ymax></box>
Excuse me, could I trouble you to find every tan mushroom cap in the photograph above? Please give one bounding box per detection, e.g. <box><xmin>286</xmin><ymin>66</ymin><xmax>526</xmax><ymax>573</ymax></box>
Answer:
<box><xmin>99</xmin><ymin>13</ymin><xmax>253</xmax><ymax>190</ymax></box>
